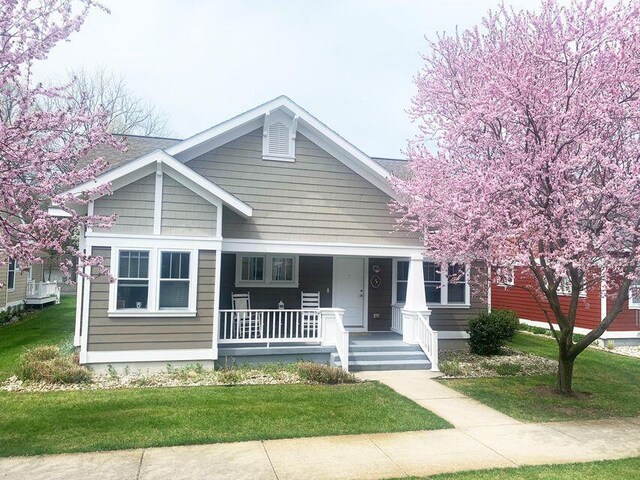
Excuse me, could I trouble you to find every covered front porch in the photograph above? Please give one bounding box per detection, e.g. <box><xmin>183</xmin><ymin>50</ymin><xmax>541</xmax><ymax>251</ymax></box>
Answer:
<box><xmin>216</xmin><ymin>253</ymin><xmax>438</xmax><ymax>371</ymax></box>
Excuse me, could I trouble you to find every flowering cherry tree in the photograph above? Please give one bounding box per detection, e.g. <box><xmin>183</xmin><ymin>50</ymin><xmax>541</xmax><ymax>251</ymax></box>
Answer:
<box><xmin>394</xmin><ymin>0</ymin><xmax>640</xmax><ymax>394</ymax></box>
<box><xmin>0</xmin><ymin>0</ymin><xmax>118</xmax><ymax>283</ymax></box>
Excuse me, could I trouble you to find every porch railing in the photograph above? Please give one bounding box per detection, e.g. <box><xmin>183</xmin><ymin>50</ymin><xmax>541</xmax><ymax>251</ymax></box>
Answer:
<box><xmin>391</xmin><ymin>304</ymin><xmax>403</xmax><ymax>333</ymax></box>
<box><xmin>26</xmin><ymin>281</ymin><xmax>61</xmax><ymax>303</ymax></box>
<box><xmin>415</xmin><ymin>311</ymin><xmax>438</xmax><ymax>371</ymax></box>
<box><xmin>321</xmin><ymin>308</ymin><xmax>349</xmax><ymax>372</ymax></box>
<box><xmin>219</xmin><ymin>309</ymin><xmax>322</xmax><ymax>344</ymax></box>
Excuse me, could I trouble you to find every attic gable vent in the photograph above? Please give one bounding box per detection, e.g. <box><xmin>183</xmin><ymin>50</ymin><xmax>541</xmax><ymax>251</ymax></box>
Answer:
<box><xmin>268</xmin><ymin>122</ymin><xmax>290</xmax><ymax>156</ymax></box>
<box><xmin>262</xmin><ymin>110</ymin><xmax>298</xmax><ymax>162</ymax></box>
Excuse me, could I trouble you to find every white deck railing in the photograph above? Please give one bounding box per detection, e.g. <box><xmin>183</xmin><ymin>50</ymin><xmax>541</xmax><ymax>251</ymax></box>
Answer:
<box><xmin>26</xmin><ymin>281</ymin><xmax>61</xmax><ymax>303</ymax></box>
<box><xmin>415</xmin><ymin>311</ymin><xmax>438</xmax><ymax>371</ymax></box>
<box><xmin>219</xmin><ymin>309</ymin><xmax>322</xmax><ymax>344</ymax></box>
<box><xmin>322</xmin><ymin>308</ymin><xmax>349</xmax><ymax>372</ymax></box>
<box><xmin>391</xmin><ymin>304</ymin><xmax>403</xmax><ymax>333</ymax></box>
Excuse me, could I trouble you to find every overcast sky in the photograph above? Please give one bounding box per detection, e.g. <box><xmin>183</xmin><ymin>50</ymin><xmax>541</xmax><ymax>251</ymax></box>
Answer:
<box><xmin>35</xmin><ymin>0</ymin><xmax>542</xmax><ymax>158</ymax></box>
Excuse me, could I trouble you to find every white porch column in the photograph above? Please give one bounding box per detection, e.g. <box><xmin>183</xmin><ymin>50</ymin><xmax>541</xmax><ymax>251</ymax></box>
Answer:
<box><xmin>402</xmin><ymin>254</ymin><xmax>431</xmax><ymax>344</ymax></box>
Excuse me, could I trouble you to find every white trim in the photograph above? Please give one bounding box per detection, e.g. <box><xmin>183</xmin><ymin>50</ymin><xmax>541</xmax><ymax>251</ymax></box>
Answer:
<box><xmin>234</xmin><ymin>254</ymin><xmax>299</xmax><ymax>288</ymax></box>
<box><xmin>87</xmin><ymin>201</ymin><xmax>94</xmax><ymax>233</ymax></box>
<box><xmin>213</xmin><ymin>249</ymin><xmax>222</xmax><ymax>349</ymax></box>
<box><xmin>66</xmin><ymin>150</ymin><xmax>252</xmax><ymax>219</ymax></box>
<box><xmin>79</xmin><ymin>246</ymin><xmax>92</xmax><ymax>364</ymax></box>
<box><xmin>85</xmin><ymin>233</ymin><xmax>222</xmax><ymax>251</ymax></box>
<box><xmin>153</xmin><ymin>164</ymin><xmax>163</xmax><ymax>235</ymax></box>
<box><xmin>164</xmin><ymin>96</ymin><xmax>399</xmax><ymax>200</ymax></box>
<box><xmin>47</xmin><ymin>207</ymin><xmax>72</xmax><ymax>217</ymax></box>
<box><xmin>84</xmin><ymin>348</ymin><xmax>217</xmax><ymax>365</ymax></box>
<box><xmin>107</xmin><ymin>311</ymin><xmax>197</xmax><ymax>318</ymax></box>
<box><xmin>601</xmin><ymin>273</ymin><xmax>608</xmax><ymax>319</ymax></box>
<box><xmin>262</xmin><ymin>109</ymin><xmax>297</xmax><ymax>161</ymax></box>
<box><xmin>519</xmin><ymin>318</ymin><xmax>640</xmax><ymax>339</ymax></box>
<box><xmin>1</xmin><ymin>299</ymin><xmax>25</xmax><ymax>311</ymax></box>
<box><xmin>222</xmin><ymin>238</ymin><xmax>423</xmax><ymax>258</ymax></box>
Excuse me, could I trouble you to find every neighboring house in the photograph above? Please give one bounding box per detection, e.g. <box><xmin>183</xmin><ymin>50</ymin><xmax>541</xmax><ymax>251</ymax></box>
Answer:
<box><xmin>0</xmin><ymin>256</ymin><xmax>61</xmax><ymax>312</ymax></box>
<box><xmin>60</xmin><ymin>96</ymin><xmax>488</xmax><ymax>371</ymax></box>
<box><xmin>492</xmin><ymin>267</ymin><xmax>640</xmax><ymax>346</ymax></box>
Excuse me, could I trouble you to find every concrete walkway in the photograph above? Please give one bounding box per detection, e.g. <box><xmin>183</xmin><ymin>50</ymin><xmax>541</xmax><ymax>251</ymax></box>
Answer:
<box><xmin>1</xmin><ymin>371</ymin><xmax>639</xmax><ymax>480</ymax></box>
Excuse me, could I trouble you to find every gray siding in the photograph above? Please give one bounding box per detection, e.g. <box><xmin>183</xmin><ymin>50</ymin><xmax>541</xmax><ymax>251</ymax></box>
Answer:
<box><xmin>0</xmin><ymin>260</ymin><xmax>6</xmax><ymax>309</ymax></box>
<box><xmin>429</xmin><ymin>262</ymin><xmax>488</xmax><ymax>331</ymax></box>
<box><xmin>188</xmin><ymin>129</ymin><xmax>420</xmax><ymax>246</ymax></box>
<box><xmin>87</xmin><ymin>247</ymin><xmax>216</xmax><ymax>351</ymax></box>
<box><xmin>161</xmin><ymin>174</ymin><xmax>217</xmax><ymax>236</ymax></box>
<box><xmin>94</xmin><ymin>174</ymin><xmax>155</xmax><ymax>234</ymax></box>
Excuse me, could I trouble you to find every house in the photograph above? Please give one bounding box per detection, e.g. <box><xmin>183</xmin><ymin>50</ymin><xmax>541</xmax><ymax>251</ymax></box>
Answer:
<box><xmin>491</xmin><ymin>267</ymin><xmax>640</xmax><ymax>346</ymax></box>
<box><xmin>1</xmin><ymin>256</ymin><xmax>61</xmax><ymax>312</ymax></box>
<box><xmin>60</xmin><ymin>96</ymin><xmax>488</xmax><ymax>371</ymax></box>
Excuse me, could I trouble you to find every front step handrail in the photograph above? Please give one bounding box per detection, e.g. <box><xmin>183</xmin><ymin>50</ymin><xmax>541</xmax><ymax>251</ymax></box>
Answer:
<box><xmin>415</xmin><ymin>312</ymin><xmax>439</xmax><ymax>371</ymax></box>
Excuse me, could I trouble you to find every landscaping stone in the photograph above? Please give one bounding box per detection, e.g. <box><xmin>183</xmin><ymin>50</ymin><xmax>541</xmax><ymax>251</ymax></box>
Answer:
<box><xmin>438</xmin><ymin>348</ymin><xmax>557</xmax><ymax>378</ymax></box>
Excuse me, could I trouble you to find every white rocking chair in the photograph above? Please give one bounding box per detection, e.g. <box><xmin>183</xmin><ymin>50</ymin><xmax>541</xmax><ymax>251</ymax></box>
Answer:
<box><xmin>231</xmin><ymin>292</ymin><xmax>263</xmax><ymax>339</ymax></box>
<box><xmin>301</xmin><ymin>292</ymin><xmax>320</xmax><ymax>337</ymax></box>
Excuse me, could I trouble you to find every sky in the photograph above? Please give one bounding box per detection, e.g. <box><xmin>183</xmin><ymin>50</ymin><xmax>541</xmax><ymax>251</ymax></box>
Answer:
<box><xmin>35</xmin><ymin>0</ymin><xmax>544</xmax><ymax>159</ymax></box>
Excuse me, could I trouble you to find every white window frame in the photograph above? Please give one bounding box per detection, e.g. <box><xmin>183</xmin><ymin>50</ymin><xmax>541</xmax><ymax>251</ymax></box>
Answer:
<box><xmin>497</xmin><ymin>267</ymin><xmax>514</xmax><ymax>287</ymax></box>
<box><xmin>157</xmin><ymin>250</ymin><xmax>194</xmax><ymax>311</ymax></box>
<box><xmin>108</xmin><ymin>247</ymin><xmax>198</xmax><ymax>317</ymax></box>
<box><xmin>629</xmin><ymin>279</ymin><xmax>640</xmax><ymax>309</ymax></box>
<box><xmin>392</xmin><ymin>259</ymin><xmax>471</xmax><ymax>308</ymax></box>
<box><xmin>7</xmin><ymin>258</ymin><xmax>16</xmax><ymax>291</ymax></box>
<box><xmin>551</xmin><ymin>276</ymin><xmax>587</xmax><ymax>298</ymax></box>
<box><xmin>235</xmin><ymin>253</ymin><xmax>299</xmax><ymax>288</ymax></box>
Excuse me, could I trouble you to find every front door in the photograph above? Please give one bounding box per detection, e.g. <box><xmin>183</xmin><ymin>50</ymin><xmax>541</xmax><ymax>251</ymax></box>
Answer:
<box><xmin>333</xmin><ymin>257</ymin><xmax>365</xmax><ymax>329</ymax></box>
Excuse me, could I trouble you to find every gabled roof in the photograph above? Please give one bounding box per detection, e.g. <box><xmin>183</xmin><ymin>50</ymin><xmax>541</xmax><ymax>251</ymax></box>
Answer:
<box><xmin>68</xmin><ymin>149</ymin><xmax>252</xmax><ymax>218</ymax></box>
<box><xmin>164</xmin><ymin>96</ymin><xmax>401</xmax><ymax>199</ymax></box>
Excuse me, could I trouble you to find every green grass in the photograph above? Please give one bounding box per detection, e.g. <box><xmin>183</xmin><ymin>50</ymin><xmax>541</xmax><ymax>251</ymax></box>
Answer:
<box><xmin>0</xmin><ymin>382</ymin><xmax>450</xmax><ymax>457</ymax></box>
<box><xmin>0</xmin><ymin>297</ymin><xmax>76</xmax><ymax>380</ymax></box>
<box><xmin>441</xmin><ymin>333</ymin><xmax>640</xmax><ymax>422</ymax></box>
<box><xmin>0</xmin><ymin>297</ymin><xmax>450</xmax><ymax>457</ymax></box>
<box><xmin>397</xmin><ymin>457</ymin><xmax>640</xmax><ymax>479</ymax></box>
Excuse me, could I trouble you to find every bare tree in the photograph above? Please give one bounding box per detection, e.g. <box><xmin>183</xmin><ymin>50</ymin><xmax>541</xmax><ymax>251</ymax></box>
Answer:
<box><xmin>43</xmin><ymin>67</ymin><xmax>170</xmax><ymax>136</ymax></box>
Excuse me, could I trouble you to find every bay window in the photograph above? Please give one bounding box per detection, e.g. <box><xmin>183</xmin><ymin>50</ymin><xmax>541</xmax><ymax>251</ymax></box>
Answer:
<box><xmin>394</xmin><ymin>260</ymin><xmax>470</xmax><ymax>306</ymax></box>
<box><xmin>236</xmin><ymin>254</ymin><xmax>298</xmax><ymax>287</ymax></box>
<box><xmin>110</xmin><ymin>248</ymin><xmax>197</xmax><ymax>316</ymax></box>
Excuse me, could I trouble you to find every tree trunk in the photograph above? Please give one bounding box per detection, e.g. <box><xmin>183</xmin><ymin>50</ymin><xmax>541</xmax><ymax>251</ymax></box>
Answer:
<box><xmin>557</xmin><ymin>350</ymin><xmax>575</xmax><ymax>395</ymax></box>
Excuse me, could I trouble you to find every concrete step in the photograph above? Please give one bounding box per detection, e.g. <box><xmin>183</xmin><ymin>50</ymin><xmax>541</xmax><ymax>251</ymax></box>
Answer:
<box><xmin>349</xmin><ymin>344</ymin><xmax>423</xmax><ymax>353</ymax></box>
<box><xmin>333</xmin><ymin>359</ymin><xmax>432</xmax><ymax>371</ymax></box>
<box><xmin>332</xmin><ymin>350</ymin><xmax>428</xmax><ymax>362</ymax></box>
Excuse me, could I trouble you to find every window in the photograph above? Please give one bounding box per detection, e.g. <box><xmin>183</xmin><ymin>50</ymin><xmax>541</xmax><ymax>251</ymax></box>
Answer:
<box><xmin>395</xmin><ymin>261</ymin><xmax>409</xmax><ymax>303</ymax></box>
<box><xmin>497</xmin><ymin>267</ymin><xmax>514</xmax><ymax>287</ymax></box>
<box><xmin>630</xmin><ymin>280</ymin><xmax>640</xmax><ymax>309</ymax></box>
<box><xmin>7</xmin><ymin>259</ymin><xmax>16</xmax><ymax>290</ymax></box>
<box><xmin>116</xmin><ymin>251</ymin><xmax>149</xmax><ymax>309</ymax></box>
<box><xmin>159</xmin><ymin>252</ymin><xmax>190</xmax><ymax>309</ymax></box>
<box><xmin>271</xmin><ymin>256</ymin><xmax>294</xmax><ymax>282</ymax></box>
<box><xmin>236</xmin><ymin>254</ymin><xmax>298</xmax><ymax>287</ymax></box>
<box><xmin>241</xmin><ymin>256</ymin><xmax>265</xmax><ymax>282</ymax></box>
<box><xmin>394</xmin><ymin>260</ymin><xmax>470</xmax><ymax>306</ymax></box>
<box><xmin>423</xmin><ymin>262</ymin><xmax>442</xmax><ymax>303</ymax></box>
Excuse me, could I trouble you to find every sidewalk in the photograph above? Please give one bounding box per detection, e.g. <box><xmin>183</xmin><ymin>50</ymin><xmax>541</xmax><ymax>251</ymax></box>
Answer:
<box><xmin>1</xmin><ymin>371</ymin><xmax>639</xmax><ymax>480</ymax></box>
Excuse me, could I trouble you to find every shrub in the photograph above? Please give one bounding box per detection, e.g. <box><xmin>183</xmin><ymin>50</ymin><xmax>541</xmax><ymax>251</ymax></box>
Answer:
<box><xmin>606</xmin><ymin>339</ymin><xmax>615</xmax><ymax>350</ymax></box>
<box><xmin>440</xmin><ymin>359</ymin><xmax>463</xmax><ymax>377</ymax></box>
<box><xmin>17</xmin><ymin>344</ymin><xmax>92</xmax><ymax>384</ymax></box>
<box><xmin>296</xmin><ymin>362</ymin><xmax>357</xmax><ymax>384</ymax></box>
<box><xmin>217</xmin><ymin>368</ymin><xmax>242</xmax><ymax>384</ymax></box>
<box><xmin>494</xmin><ymin>362</ymin><xmax>521</xmax><ymax>376</ymax></box>
<box><xmin>467</xmin><ymin>309</ymin><xmax>518</xmax><ymax>355</ymax></box>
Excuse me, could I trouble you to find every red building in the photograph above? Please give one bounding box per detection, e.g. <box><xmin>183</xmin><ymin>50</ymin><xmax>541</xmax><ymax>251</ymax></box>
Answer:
<box><xmin>491</xmin><ymin>267</ymin><xmax>640</xmax><ymax>346</ymax></box>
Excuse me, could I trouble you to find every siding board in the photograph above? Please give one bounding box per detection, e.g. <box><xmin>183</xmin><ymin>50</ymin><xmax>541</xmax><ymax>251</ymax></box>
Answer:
<box><xmin>188</xmin><ymin>129</ymin><xmax>420</xmax><ymax>246</ymax></box>
<box><xmin>87</xmin><ymin>247</ymin><xmax>216</xmax><ymax>351</ymax></box>
<box><xmin>94</xmin><ymin>174</ymin><xmax>155</xmax><ymax>234</ymax></box>
<box><xmin>161</xmin><ymin>174</ymin><xmax>217</xmax><ymax>236</ymax></box>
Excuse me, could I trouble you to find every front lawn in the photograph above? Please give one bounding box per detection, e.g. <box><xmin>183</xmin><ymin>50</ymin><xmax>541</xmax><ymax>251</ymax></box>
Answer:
<box><xmin>0</xmin><ymin>297</ymin><xmax>450</xmax><ymax>457</ymax></box>
<box><xmin>0</xmin><ymin>382</ymin><xmax>450</xmax><ymax>457</ymax></box>
<box><xmin>397</xmin><ymin>457</ymin><xmax>640</xmax><ymax>479</ymax></box>
<box><xmin>0</xmin><ymin>297</ymin><xmax>75</xmax><ymax>380</ymax></box>
<box><xmin>441</xmin><ymin>333</ymin><xmax>640</xmax><ymax>422</ymax></box>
